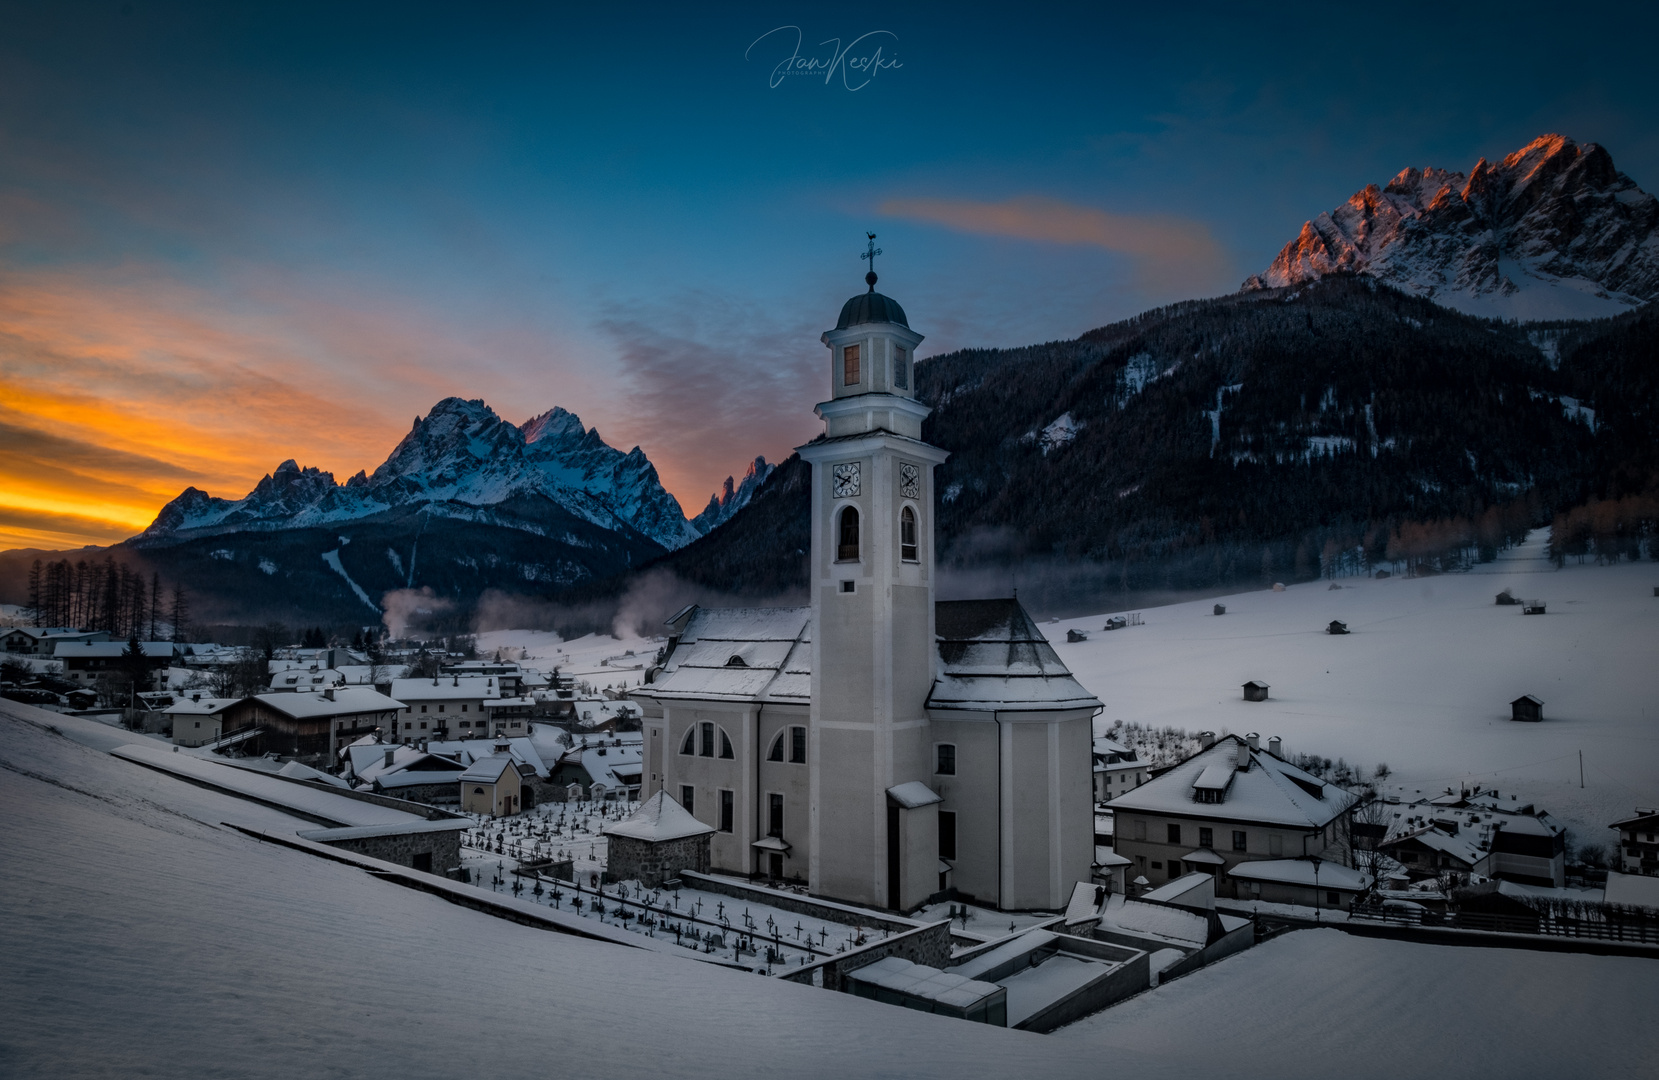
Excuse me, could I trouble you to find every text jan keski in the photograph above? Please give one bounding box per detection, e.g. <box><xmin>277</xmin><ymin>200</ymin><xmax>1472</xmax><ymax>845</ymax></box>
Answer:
<box><xmin>746</xmin><ymin>26</ymin><xmax>901</xmax><ymax>91</ymax></box>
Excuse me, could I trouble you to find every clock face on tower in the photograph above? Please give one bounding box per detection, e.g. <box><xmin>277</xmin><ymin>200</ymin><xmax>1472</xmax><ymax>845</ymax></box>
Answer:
<box><xmin>832</xmin><ymin>462</ymin><xmax>861</xmax><ymax>498</ymax></box>
<box><xmin>899</xmin><ymin>463</ymin><xmax>920</xmax><ymax>499</ymax></box>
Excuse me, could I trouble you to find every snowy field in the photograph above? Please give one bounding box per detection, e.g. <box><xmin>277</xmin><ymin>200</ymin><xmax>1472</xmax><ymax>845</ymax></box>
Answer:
<box><xmin>1053</xmin><ymin>534</ymin><xmax>1659</xmax><ymax>845</ymax></box>
<box><xmin>1058</xmin><ymin>928</ymin><xmax>1659</xmax><ymax>1076</ymax></box>
<box><xmin>474</xmin><ymin>627</ymin><xmax>657</xmax><ymax>692</ymax></box>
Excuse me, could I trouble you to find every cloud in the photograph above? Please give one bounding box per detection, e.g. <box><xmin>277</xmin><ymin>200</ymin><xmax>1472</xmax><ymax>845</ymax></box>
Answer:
<box><xmin>879</xmin><ymin>195</ymin><xmax>1234</xmax><ymax>294</ymax></box>
<box><xmin>596</xmin><ymin>292</ymin><xmax>825</xmax><ymax>513</ymax></box>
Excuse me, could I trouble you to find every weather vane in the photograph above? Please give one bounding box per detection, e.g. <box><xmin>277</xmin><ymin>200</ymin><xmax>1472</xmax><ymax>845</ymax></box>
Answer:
<box><xmin>861</xmin><ymin>232</ymin><xmax>881</xmax><ymax>289</ymax></box>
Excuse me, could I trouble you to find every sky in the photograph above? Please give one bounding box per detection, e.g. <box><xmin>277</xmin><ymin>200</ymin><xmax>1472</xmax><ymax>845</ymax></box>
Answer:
<box><xmin>2</xmin><ymin>0</ymin><xmax>1656</xmax><ymax>552</ymax></box>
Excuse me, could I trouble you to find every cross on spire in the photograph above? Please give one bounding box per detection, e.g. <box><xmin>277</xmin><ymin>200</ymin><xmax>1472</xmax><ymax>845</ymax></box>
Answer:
<box><xmin>861</xmin><ymin>232</ymin><xmax>882</xmax><ymax>291</ymax></box>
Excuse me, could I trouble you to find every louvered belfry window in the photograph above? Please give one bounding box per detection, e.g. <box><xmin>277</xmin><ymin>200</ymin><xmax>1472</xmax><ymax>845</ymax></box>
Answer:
<box><xmin>843</xmin><ymin>344</ymin><xmax>860</xmax><ymax>386</ymax></box>
<box><xmin>838</xmin><ymin>506</ymin><xmax>860</xmax><ymax>561</ymax></box>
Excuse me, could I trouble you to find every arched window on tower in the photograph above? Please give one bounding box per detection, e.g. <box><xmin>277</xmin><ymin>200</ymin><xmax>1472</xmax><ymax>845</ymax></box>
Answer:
<box><xmin>843</xmin><ymin>344</ymin><xmax>860</xmax><ymax>387</ymax></box>
<box><xmin>837</xmin><ymin>506</ymin><xmax>860</xmax><ymax>561</ymax></box>
<box><xmin>900</xmin><ymin>506</ymin><xmax>918</xmax><ymax>562</ymax></box>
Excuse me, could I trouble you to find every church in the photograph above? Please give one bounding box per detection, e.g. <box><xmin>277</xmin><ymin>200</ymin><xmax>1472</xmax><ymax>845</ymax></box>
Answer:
<box><xmin>633</xmin><ymin>256</ymin><xmax>1100</xmax><ymax>913</ymax></box>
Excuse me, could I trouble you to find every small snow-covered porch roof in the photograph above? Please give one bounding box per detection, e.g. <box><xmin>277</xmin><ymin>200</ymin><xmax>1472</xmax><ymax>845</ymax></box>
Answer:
<box><xmin>887</xmin><ymin>781</ymin><xmax>943</xmax><ymax>809</ymax></box>
<box><xmin>1226</xmin><ymin>858</ymin><xmax>1371</xmax><ymax>892</ymax></box>
<box><xmin>604</xmin><ymin>791</ymin><xmax>714</xmax><ymax>842</ymax></box>
<box><xmin>1180</xmin><ymin>848</ymin><xmax>1227</xmax><ymax>867</ymax></box>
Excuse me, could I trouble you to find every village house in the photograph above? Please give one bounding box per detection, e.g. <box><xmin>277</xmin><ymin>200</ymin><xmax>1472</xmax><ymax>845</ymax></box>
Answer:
<box><xmin>55</xmin><ymin>640</ymin><xmax>178</xmax><ymax>688</ymax></box>
<box><xmin>480</xmin><ymin>695</ymin><xmax>535</xmax><ymax>737</ymax></box>
<box><xmin>1377</xmin><ymin>792</ymin><xmax>1567</xmax><ymax>888</ymax></box>
<box><xmin>458</xmin><ymin>745</ymin><xmax>533</xmax><ymax>816</ymax></box>
<box><xmin>424</xmin><ymin>734</ymin><xmax>561</xmax><ymax>804</ymax></box>
<box><xmin>344</xmin><ymin>743</ymin><xmax>469</xmax><ymax>802</ymax></box>
<box><xmin>220</xmin><ymin>686</ymin><xmax>404</xmax><ymax>761</ymax></box>
<box><xmin>1106</xmin><ymin>733</ymin><xmax>1361</xmax><ymax>904</ymax></box>
<box><xmin>1609</xmin><ymin>808</ymin><xmax>1659</xmax><ymax>877</ymax></box>
<box><xmin>165</xmin><ymin>693</ymin><xmax>242</xmax><ymax>748</ymax></box>
<box><xmin>0</xmin><ymin>627</ymin><xmax>108</xmax><ymax>654</ymax></box>
<box><xmin>389</xmin><ymin>675</ymin><xmax>501</xmax><ymax>741</ymax></box>
<box><xmin>1092</xmin><ymin>736</ymin><xmax>1147</xmax><ymax>804</ymax></box>
<box><xmin>550</xmin><ymin>735</ymin><xmax>643</xmax><ymax>802</ymax></box>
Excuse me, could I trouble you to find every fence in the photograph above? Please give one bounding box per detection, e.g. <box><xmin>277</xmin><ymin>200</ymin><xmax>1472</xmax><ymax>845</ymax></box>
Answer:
<box><xmin>1349</xmin><ymin>902</ymin><xmax>1659</xmax><ymax>944</ymax></box>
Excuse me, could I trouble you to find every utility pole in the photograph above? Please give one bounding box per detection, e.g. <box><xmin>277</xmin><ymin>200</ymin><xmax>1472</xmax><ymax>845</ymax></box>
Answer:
<box><xmin>1579</xmin><ymin>750</ymin><xmax>1584</xmax><ymax>789</ymax></box>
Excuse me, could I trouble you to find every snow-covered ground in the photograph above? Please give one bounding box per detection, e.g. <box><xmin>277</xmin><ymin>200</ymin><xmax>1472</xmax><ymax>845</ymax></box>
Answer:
<box><xmin>474</xmin><ymin>627</ymin><xmax>659</xmax><ymax>692</ymax></box>
<box><xmin>1054</xmin><ymin>534</ymin><xmax>1659</xmax><ymax>846</ymax></box>
<box><xmin>1057</xmin><ymin>928</ymin><xmax>1659</xmax><ymax>1075</ymax></box>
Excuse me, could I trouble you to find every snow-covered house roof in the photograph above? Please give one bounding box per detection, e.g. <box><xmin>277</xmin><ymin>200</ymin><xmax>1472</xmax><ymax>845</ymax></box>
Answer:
<box><xmin>270</xmin><ymin>667</ymin><xmax>347</xmax><ymax>691</ymax></box>
<box><xmin>1378</xmin><ymin>798</ymin><xmax>1564</xmax><ymax>866</ymax></box>
<box><xmin>1092</xmin><ymin>736</ymin><xmax>1138</xmax><ymax>766</ymax></box>
<box><xmin>458</xmin><ymin>754</ymin><xmax>517</xmax><ymax>783</ymax></box>
<box><xmin>349</xmin><ymin>744</ymin><xmax>467</xmax><ymax>788</ymax></box>
<box><xmin>163</xmin><ymin>695</ymin><xmax>241</xmax><ymax>717</ymax></box>
<box><xmin>603</xmin><ymin>791</ymin><xmax>714</xmax><ymax>842</ymax></box>
<box><xmin>1604</xmin><ymin>871</ymin><xmax>1659</xmax><ymax>911</ymax></box>
<box><xmin>253</xmin><ymin>687</ymin><xmax>404</xmax><ymax>719</ymax></box>
<box><xmin>390</xmin><ymin>676</ymin><xmax>502</xmax><ymax>702</ymax></box>
<box><xmin>424</xmin><ymin>736</ymin><xmax>551</xmax><ymax>778</ymax></box>
<box><xmin>887</xmin><ymin>781</ymin><xmax>943</xmax><ymax>809</ymax></box>
<box><xmin>1107</xmin><ymin>734</ymin><xmax>1359</xmax><ymax>828</ymax></box>
<box><xmin>1227</xmin><ymin>858</ymin><xmax>1371</xmax><ymax>891</ymax></box>
<box><xmin>927</xmin><ymin>599</ymin><xmax>1102</xmax><ymax>713</ymax></box>
<box><xmin>558</xmin><ymin>741</ymin><xmax>644</xmax><ymax>790</ymax></box>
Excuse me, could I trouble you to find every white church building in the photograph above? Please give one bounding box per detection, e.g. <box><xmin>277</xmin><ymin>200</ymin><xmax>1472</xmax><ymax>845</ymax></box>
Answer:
<box><xmin>634</xmin><ymin>262</ymin><xmax>1100</xmax><ymax>913</ymax></box>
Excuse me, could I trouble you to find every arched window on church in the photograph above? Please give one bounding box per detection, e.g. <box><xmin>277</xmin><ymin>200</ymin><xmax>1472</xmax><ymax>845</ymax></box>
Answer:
<box><xmin>900</xmin><ymin>507</ymin><xmax>918</xmax><ymax>562</ymax></box>
<box><xmin>837</xmin><ymin>506</ymin><xmax>860</xmax><ymax>561</ymax></box>
<box><xmin>699</xmin><ymin>721</ymin><xmax>714</xmax><ymax>757</ymax></box>
<box><xmin>767</xmin><ymin>731</ymin><xmax>785</xmax><ymax>761</ymax></box>
<box><xmin>680</xmin><ymin>727</ymin><xmax>696</xmax><ymax>755</ymax></box>
<box><xmin>719</xmin><ymin>727</ymin><xmax>735</xmax><ymax>759</ymax></box>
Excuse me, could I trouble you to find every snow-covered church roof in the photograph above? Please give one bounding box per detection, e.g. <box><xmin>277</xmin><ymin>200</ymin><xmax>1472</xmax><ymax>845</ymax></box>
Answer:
<box><xmin>637</xmin><ymin>598</ymin><xmax>1100</xmax><ymax>715</ymax></box>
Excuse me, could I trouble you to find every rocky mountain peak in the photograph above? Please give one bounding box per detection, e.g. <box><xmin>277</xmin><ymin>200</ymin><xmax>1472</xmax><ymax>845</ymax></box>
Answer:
<box><xmin>691</xmin><ymin>456</ymin><xmax>775</xmax><ymax>534</ymax></box>
<box><xmin>1245</xmin><ymin>134</ymin><xmax>1659</xmax><ymax>320</ymax></box>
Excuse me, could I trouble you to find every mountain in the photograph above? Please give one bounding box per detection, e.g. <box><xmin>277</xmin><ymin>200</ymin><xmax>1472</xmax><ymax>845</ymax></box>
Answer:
<box><xmin>690</xmin><ymin>456</ymin><xmax>776</xmax><ymax>534</ymax></box>
<box><xmin>142</xmin><ymin>397</ymin><xmax>700</xmax><ymax>552</ymax></box>
<box><xmin>1244</xmin><ymin>135</ymin><xmax>1659</xmax><ymax>321</ymax></box>
<box><xmin>649</xmin><ymin>277</ymin><xmax>1659</xmax><ymax>612</ymax></box>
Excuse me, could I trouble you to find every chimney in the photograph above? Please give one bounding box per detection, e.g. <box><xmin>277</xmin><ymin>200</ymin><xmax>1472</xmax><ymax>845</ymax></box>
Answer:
<box><xmin>191</xmin><ymin>692</ymin><xmax>201</xmax><ymax>702</ymax></box>
<box><xmin>1268</xmin><ymin>735</ymin><xmax>1281</xmax><ymax>756</ymax></box>
<box><xmin>384</xmin><ymin>748</ymin><xmax>396</xmax><ymax>769</ymax></box>
<box><xmin>1199</xmin><ymin>731</ymin><xmax>1216</xmax><ymax>749</ymax></box>
<box><xmin>1247</xmin><ymin>733</ymin><xmax>1260</xmax><ymax>750</ymax></box>
<box><xmin>323</xmin><ymin>686</ymin><xmax>336</xmax><ymax>701</ymax></box>
<box><xmin>453</xmin><ymin>675</ymin><xmax>459</xmax><ymax>687</ymax></box>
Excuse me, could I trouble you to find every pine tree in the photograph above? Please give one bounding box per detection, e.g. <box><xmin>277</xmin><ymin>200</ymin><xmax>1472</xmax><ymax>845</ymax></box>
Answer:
<box><xmin>26</xmin><ymin>560</ymin><xmax>42</xmax><ymax>627</ymax></box>
<box><xmin>170</xmin><ymin>584</ymin><xmax>189</xmax><ymax>643</ymax></box>
<box><xmin>149</xmin><ymin>572</ymin><xmax>161</xmax><ymax>640</ymax></box>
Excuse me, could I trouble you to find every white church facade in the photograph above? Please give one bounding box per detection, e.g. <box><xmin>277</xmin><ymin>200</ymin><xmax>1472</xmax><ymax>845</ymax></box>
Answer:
<box><xmin>633</xmin><ymin>263</ymin><xmax>1099</xmax><ymax>913</ymax></box>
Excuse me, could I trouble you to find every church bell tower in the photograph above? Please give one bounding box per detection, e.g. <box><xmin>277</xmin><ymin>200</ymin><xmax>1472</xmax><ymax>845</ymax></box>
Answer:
<box><xmin>801</xmin><ymin>238</ymin><xmax>949</xmax><ymax>911</ymax></box>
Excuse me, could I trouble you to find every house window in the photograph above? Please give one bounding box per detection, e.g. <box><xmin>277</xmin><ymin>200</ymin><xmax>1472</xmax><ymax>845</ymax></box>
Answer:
<box><xmin>768</xmin><ymin>793</ymin><xmax>784</xmax><ymax>837</ymax></box>
<box><xmin>1167</xmin><ymin>824</ymin><xmax>1181</xmax><ymax>845</ymax></box>
<box><xmin>460</xmin><ymin>720</ymin><xmax>470</xmax><ymax>728</ymax></box>
<box><xmin>1150</xmin><ymin>861</ymin><xmax>1162</xmax><ymax>870</ymax></box>
<box><xmin>420</xmin><ymin>705</ymin><xmax>427</xmax><ymax>713</ymax></box>
<box><xmin>461</xmin><ymin>705</ymin><xmax>467</xmax><ymax>712</ymax></box>
<box><xmin>893</xmin><ymin>347</ymin><xmax>907</xmax><ymax>390</ymax></box>
<box><xmin>680</xmin><ymin>727</ymin><xmax>696</xmax><ymax>755</ymax></box>
<box><xmin>719</xmin><ymin>728</ymin><xmax>734</xmax><ymax>759</ymax></box>
<box><xmin>840</xmin><ymin>580</ymin><xmax>855</xmax><ymax>594</ymax></box>
<box><xmin>790</xmin><ymin>726</ymin><xmax>806</xmax><ymax>764</ymax></box>
<box><xmin>420</xmin><ymin>722</ymin><xmax>427</xmax><ymax>730</ymax></box>
<box><xmin>767</xmin><ymin>732</ymin><xmax>785</xmax><ymax>762</ymax></box>
<box><xmin>939</xmin><ymin>810</ymin><xmax>957</xmax><ymax>860</ymax></box>
<box><xmin>1232</xmin><ymin>830</ymin><xmax>1247</xmax><ymax>852</ymax></box>
<box><xmin>837</xmin><ymin>507</ymin><xmax>860</xmax><ymax>561</ymax></box>
<box><xmin>680</xmin><ymin>785</ymin><xmax>695</xmax><ymax>815</ymax></box>
<box><xmin>719</xmin><ymin>789</ymin><xmax>734</xmax><ymax>833</ymax></box>
<box><xmin>1199</xmin><ymin>827</ymin><xmax>1213</xmax><ymax>849</ymax></box>
<box><xmin>700</xmin><ymin>721</ymin><xmax>714</xmax><ymax>757</ymax></box>
<box><xmin>404</xmin><ymin>722</ymin><xmax>413</xmax><ymax>730</ymax></box>
<box><xmin>900</xmin><ymin>507</ymin><xmax>918</xmax><ymax>562</ymax></box>
<box><xmin>438</xmin><ymin>705</ymin><xmax>444</xmax><ymax>713</ymax></box>
<box><xmin>843</xmin><ymin>343</ymin><xmax>860</xmax><ymax>386</ymax></box>
<box><xmin>935</xmin><ymin>744</ymin><xmax>956</xmax><ymax>775</ymax></box>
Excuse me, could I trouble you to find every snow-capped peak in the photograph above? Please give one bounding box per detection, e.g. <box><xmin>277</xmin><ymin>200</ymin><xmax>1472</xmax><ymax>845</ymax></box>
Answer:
<box><xmin>691</xmin><ymin>456</ymin><xmax>775</xmax><ymax>534</ymax></box>
<box><xmin>141</xmin><ymin>397</ymin><xmax>699</xmax><ymax>551</ymax></box>
<box><xmin>1244</xmin><ymin>134</ymin><xmax>1659</xmax><ymax>320</ymax></box>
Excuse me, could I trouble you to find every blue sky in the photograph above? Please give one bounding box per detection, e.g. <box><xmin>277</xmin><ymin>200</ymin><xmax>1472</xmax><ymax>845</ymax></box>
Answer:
<box><xmin>2</xmin><ymin>0</ymin><xmax>1655</xmax><ymax>548</ymax></box>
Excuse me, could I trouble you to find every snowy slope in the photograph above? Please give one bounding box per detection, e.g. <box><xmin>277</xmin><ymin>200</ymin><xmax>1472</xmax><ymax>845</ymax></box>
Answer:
<box><xmin>141</xmin><ymin>398</ymin><xmax>700</xmax><ymax>550</ymax></box>
<box><xmin>1051</xmin><ymin>533</ymin><xmax>1659</xmax><ymax>845</ymax></box>
<box><xmin>1245</xmin><ymin>135</ymin><xmax>1659</xmax><ymax>320</ymax></box>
